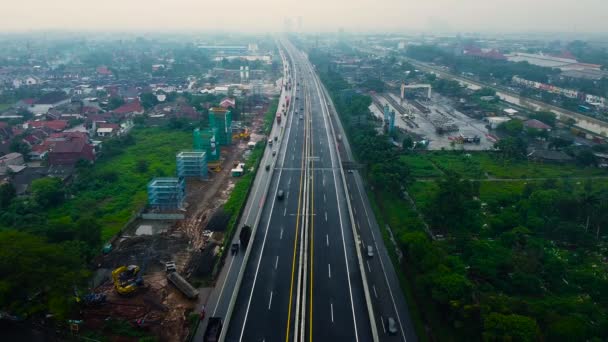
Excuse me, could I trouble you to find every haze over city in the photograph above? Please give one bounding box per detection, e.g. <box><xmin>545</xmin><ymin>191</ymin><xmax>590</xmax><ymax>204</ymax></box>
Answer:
<box><xmin>2</xmin><ymin>0</ymin><xmax>608</xmax><ymax>340</ymax></box>
<box><xmin>1</xmin><ymin>0</ymin><xmax>607</xmax><ymax>33</ymax></box>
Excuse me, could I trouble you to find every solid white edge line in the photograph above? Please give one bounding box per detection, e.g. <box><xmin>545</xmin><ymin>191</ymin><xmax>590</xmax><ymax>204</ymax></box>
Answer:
<box><xmin>235</xmin><ymin>48</ymin><xmax>299</xmax><ymax>342</ymax></box>
<box><xmin>353</xmin><ymin>167</ymin><xmax>408</xmax><ymax>342</ymax></box>
<box><xmin>310</xmin><ymin>48</ymin><xmax>379</xmax><ymax>342</ymax></box>
<box><xmin>311</xmin><ymin>52</ymin><xmax>361</xmax><ymax>342</ymax></box>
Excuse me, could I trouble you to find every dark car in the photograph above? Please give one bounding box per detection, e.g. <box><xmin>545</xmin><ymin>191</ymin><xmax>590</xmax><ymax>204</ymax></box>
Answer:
<box><xmin>277</xmin><ymin>190</ymin><xmax>284</xmax><ymax>200</ymax></box>
<box><xmin>266</xmin><ymin>164</ymin><xmax>270</xmax><ymax>171</ymax></box>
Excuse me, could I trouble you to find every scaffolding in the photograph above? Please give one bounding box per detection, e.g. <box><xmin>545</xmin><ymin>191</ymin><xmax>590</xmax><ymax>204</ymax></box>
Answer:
<box><xmin>177</xmin><ymin>151</ymin><xmax>208</xmax><ymax>180</ymax></box>
<box><xmin>209</xmin><ymin>107</ymin><xmax>232</xmax><ymax>146</ymax></box>
<box><xmin>193</xmin><ymin>128</ymin><xmax>219</xmax><ymax>162</ymax></box>
<box><xmin>147</xmin><ymin>177</ymin><xmax>186</xmax><ymax>210</ymax></box>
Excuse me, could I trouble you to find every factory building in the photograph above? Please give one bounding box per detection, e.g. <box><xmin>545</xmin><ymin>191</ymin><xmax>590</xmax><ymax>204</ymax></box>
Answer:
<box><xmin>147</xmin><ymin>177</ymin><xmax>186</xmax><ymax>210</ymax></box>
<box><xmin>177</xmin><ymin>151</ymin><xmax>208</xmax><ymax>180</ymax></box>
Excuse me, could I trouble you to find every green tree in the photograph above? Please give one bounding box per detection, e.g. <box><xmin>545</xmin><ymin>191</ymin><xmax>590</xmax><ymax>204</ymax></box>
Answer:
<box><xmin>498</xmin><ymin>119</ymin><xmax>524</xmax><ymax>136</ymax></box>
<box><xmin>136</xmin><ymin>159</ymin><xmax>149</xmax><ymax>173</ymax></box>
<box><xmin>428</xmin><ymin>271</ymin><xmax>471</xmax><ymax>305</ymax></box>
<box><xmin>575</xmin><ymin>149</ymin><xmax>597</xmax><ymax>166</ymax></box>
<box><xmin>403</xmin><ymin>136</ymin><xmax>414</xmax><ymax>149</ymax></box>
<box><xmin>482</xmin><ymin>312</ymin><xmax>540</xmax><ymax>341</ymax></box>
<box><xmin>30</xmin><ymin>177</ymin><xmax>65</xmax><ymax>208</ymax></box>
<box><xmin>0</xmin><ymin>231</ymin><xmax>88</xmax><ymax>319</ymax></box>
<box><xmin>10</xmin><ymin>139</ymin><xmax>31</xmax><ymax>156</ymax></box>
<box><xmin>529</xmin><ymin>111</ymin><xmax>557</xmax><ymax>127</ymax></box>
<box><xmin>108</xmin><ymin>96</ymin><xmax>125</xmax><ymax>110</ymax></box>
<box><xmin>494</xmin><ymin>137</ymin><xmax>527</xmax><ymax>160</ymax></box>
<box><xmin>0</xmin><ymin>183</ymin><xmax>16</xmax><ymax>209</ymax></box>
<box><xmin>427</xmin><ymin>172</ymin><xmax>480</xmax><ymax>233</ymax></box>
<box><xmin>140</xmin><ymin>92</ymin><xmax>159</xmax><ymax>110</ymax></box>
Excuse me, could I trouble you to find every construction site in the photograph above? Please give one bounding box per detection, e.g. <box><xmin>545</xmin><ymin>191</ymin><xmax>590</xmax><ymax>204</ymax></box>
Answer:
<box><xmin>80</xmin><ymin>100</ymin><xmax>272</xmax><ymax>341</ymax></box>
<box><xmin>369</xmin><ymin>83</ymin><xmax>495</xmax><ymax>150</ymax></box>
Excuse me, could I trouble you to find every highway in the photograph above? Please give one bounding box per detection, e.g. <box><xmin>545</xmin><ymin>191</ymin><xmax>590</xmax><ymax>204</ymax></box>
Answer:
<box><xmin>223</xmin><ymin>40</ymin><xmax>373</xmax><ymax>341</ymax></box>
<box><xmin>317</xmin><ymin>49</ymin><xmax>419</xmax><ymax>342</ymax></box>
<box><xmin>193</xmin><ymin>47</ymin><xmax>295</xmax><ymax>341</ymax></box>
<box><xmin>200</xmin><ymin>38</ymin><xmax>417</xmax><ymax>342</ymax></box>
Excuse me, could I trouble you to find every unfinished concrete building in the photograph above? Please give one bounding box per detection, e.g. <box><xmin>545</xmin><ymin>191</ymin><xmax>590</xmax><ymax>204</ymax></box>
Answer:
<box><xmin>209</xmin><ymin>107</ymin><xmax>232</xmax><ymax>146</ymax></box>
<box><xmin>176</xmin><ymin>151</ymin><xmax>208</xmax><ymax>180</ymax></box>
<box><xmin>147</xmin><ymin>177</ymin><xmax>186</xmax><ymax>210</ymax></box>
<box><xmin>193</xmin><ymin>128</ymin><xmax>220</xmax><ymax>161</ymax></box>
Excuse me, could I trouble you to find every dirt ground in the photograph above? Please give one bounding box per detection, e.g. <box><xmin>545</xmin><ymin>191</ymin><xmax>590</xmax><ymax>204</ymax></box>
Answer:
<box><xmin>81</xmin><ymin>105</ymin><xmax>269</xmax><ymax>341</ymax></box>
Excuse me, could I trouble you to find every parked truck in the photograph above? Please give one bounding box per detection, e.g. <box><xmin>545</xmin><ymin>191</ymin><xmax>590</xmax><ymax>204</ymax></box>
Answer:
<box><xmin>204</xmin><ymin>317</ymin><xmax>223</xmax><ymax>342</ymax></box>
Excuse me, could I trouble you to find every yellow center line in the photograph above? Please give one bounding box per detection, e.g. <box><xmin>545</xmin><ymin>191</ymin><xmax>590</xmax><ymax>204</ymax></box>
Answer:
<box><xmin>285</xmin><ymin>86</ymin><xmax>307</xmax><ymax>342</ymax></box>
<box><xmin>309</xmin><ymin>89</ymin><xmax>315</xmax><ymax>342</ymax></box>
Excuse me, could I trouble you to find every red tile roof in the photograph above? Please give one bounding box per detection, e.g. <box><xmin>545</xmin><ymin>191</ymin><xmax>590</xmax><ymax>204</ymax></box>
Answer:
<box><xmin>525</xmin><ymin>119</ymin><xmax>551</xmax><ymax>130</ymax></box>
<box><xmin>113</xmin><ymin>99</ymin><xmax>143</xmax><ymax>114</ymax></box>
<box><xmin>28</xmin><ymin>120</ymin><xmax>69</xmax><ymax>132</ymax></box>
<box><xmin>98</xmin><ymin>123</ymin><xmax>120</xmax><ymax>130</ymax></box>
<box><xmin>49</xmin><ymin>132</ymin><xmax>88</xmax><ymax>140</ymax></box>
<box><xmin>52</xmin><ymin>138</ymin><xmax>86</xmax><ymax>153</ymax></box>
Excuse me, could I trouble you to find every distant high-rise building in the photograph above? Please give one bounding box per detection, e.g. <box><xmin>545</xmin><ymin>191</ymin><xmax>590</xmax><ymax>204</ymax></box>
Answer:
<box><xmin>284</xmin><ymin>18</ymin><xmax>293</xmax><ymax>32</ymax></box>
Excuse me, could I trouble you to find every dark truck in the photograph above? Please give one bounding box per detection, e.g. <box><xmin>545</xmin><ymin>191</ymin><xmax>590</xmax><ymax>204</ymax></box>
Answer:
<box><xmin>204</xmin><ymin>317</ymin><xmax>223</xmax><ymax>342</ymax></box>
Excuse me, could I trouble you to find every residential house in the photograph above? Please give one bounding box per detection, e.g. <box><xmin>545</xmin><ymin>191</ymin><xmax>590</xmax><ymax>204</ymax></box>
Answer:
<box><xmin>26</xmin><ymin>120</ymin><xmax>69</xmax><ymax>132</ymax></box>
<box><xmin>48</xmin><ymin>134</ymin><xmax>95</xmax><ymax>166</ymax></box>
<box><xmin>112</xmin><ymin>99</ymin><xmax>144</xmax><ymax>117</ymax></box>
<box><xmin>29</xmin><ymin>143</ymin><xmax>51</xmax><ymax>160</ymax></box>
<box><xmin>96</xmin><ymin>123</ymin><xmax>120</xmax><ymax>137</ymax></box>
<box><xmin>219</xmin><ymin>97</ymin><xmax>236</xmax><ymax>109</ymax></box>
<box><xmin>0</xmin><ymin>152</ymin><xmax>25</xmax><ymax>175</ymax></box>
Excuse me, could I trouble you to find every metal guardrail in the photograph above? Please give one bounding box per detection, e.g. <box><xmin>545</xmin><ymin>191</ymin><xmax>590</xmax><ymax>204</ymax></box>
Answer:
<box><xmin>308</xmin><ymin>54</ymin><xmax>380</xmax><ymax>342</ymax></box>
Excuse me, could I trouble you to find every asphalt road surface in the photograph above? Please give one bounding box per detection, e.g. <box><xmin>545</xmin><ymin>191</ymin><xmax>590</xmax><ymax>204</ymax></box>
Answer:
<box><xmin>224</xmin><ymin>40</ymin><xmax>372</xmax><ymax>342</ymax></box>
<box><xmin>207</xmin><ymin>38</ymin><xmax>417</xmax><ymax>342</ymax></box>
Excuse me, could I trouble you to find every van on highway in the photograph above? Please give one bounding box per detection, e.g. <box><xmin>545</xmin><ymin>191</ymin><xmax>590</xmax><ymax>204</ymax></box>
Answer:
<box><xmin>367</xmin><ymin>245</ymin><xmax>374</xmax><ymax>257</ymax></box>
<box><xmin>268</xmin><ymin>139</ymin><xmax>273</xmax><ymax>146</ymax></box>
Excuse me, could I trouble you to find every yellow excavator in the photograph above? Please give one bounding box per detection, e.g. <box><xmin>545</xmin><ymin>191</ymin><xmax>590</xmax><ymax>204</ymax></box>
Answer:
<box><xmin>111</xmin><ymin>265</ymin><xmax>142</xmax><ymax>295</ymax></box>
<box><xmin>208</xmin><ymin>161</ymin><xmax>222</xmax><ymax>173</ymax></box>
<box><xmin>232</xmin><ymin>128</ymin><xmax>251</xmax><ymax>141</ymax></box>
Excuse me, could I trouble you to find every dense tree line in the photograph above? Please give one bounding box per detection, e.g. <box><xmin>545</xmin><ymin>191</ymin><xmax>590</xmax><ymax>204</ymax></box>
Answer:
<box><xmin>402</xmin><ymin>175</ymin><xmax>608</xmax><ymax>340</ymax></box>
<box><xmin>407</xmin><ymin>45</ymin><xmax>560</xmax><ymax>83</ymax></box>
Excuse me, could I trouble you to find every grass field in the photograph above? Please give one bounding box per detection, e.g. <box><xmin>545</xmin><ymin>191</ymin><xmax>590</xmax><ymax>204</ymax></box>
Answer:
<box><xmin>0</xmin><ymin>104</ymin><xmax>11</xmax><ymax>112</ymax></box>
<box><xmin>401</xmin><ymin>151</ymin><xmax>608</xmax><ymax>180</ymax></box>
<box><xmin>49</xmin><ymin>127</ymin><xmax>191</xmax><ymax>240</ymax></box>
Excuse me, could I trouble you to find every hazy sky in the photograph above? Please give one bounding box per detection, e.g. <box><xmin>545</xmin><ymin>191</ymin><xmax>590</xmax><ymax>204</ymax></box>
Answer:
<box><xmin>1</xmin><ymin>0</ymin><xmax>606</xmax><ymax>33</ymax></box>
